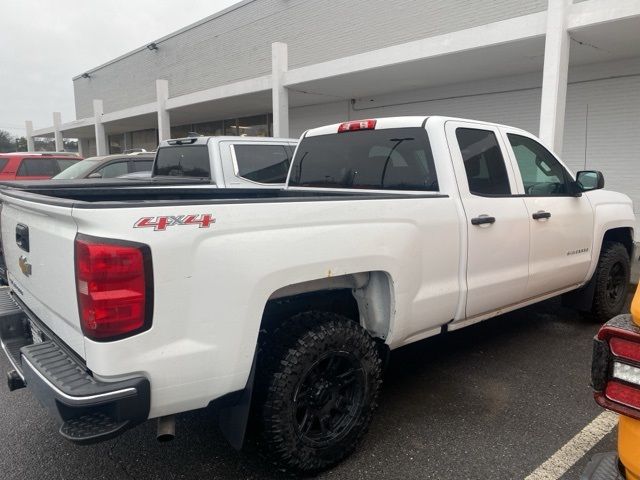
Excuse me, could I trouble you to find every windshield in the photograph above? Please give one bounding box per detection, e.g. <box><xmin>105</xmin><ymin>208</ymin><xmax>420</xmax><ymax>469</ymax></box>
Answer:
<box><xmin>288</xmin><ymin>127</ymin><xmax>439</xmax><ymax>191</ymax></box>
<box><xmin>153</xmin><ymin>145</ymin><xmax>210</xmax><ymax>178</ymax></box>
<box><xmin>52</xmin><ymin>158</ymin><xmax>102</xmax><ymax>179</ymax></box>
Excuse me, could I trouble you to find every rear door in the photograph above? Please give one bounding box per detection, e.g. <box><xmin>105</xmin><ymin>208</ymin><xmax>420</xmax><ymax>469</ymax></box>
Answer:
<box><xmin>500</xmin><ymin>128</ymin><xmax>594</xmax><ymax>297</ymax></box>
<box><xmin>0</xmin><ymin>194</ymin><xmax>83</xmax><ymax>356</ymax></box>
<box><xmin>445</xmin><ymin>120</ymin><xmax>530</xmax><ymax>319</ymax></box>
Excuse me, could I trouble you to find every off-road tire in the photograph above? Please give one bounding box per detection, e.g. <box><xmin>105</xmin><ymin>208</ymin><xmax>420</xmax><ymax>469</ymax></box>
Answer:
<box><xmin>255</xmin><ymin>311</ymin><xmax>382</xmax><ymax>474</ymax></box>
<box><xmin>591</xmin><ymin>241</ymin><xmax>630</xmax><ymax>323</ymax></box>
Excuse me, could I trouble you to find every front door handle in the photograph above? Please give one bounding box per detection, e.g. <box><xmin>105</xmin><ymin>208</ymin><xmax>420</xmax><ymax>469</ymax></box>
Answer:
<box><xmin>532</xmin><ymin>211</ymin><xmax>551</xmax><ymax>220</ymax></box>
<box><xmin>471</xmin><ymin>215</ymin><xmax>496</xmax><ymax>226</ymax></box>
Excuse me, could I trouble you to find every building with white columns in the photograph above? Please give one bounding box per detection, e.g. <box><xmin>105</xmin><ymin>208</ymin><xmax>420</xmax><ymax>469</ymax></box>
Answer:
<box><xmin>26</xmin><ymin>0</ymin><xmax>640</xmax><ymax>221</ymax></box>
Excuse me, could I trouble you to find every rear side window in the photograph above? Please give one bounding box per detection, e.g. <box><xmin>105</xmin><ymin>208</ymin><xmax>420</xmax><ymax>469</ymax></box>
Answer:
<box><xmin>233</xmin><ymin>144</ymin><xmax>291</xmax><ymax>184</ymax></box>
<box><xmin>456</xmin><ymin>128</ymin><xmax>511</xmax><ymax>196</ymax></box>
<box><xmin>288</xmin><ymin>128</ymin><xmax>438</xmax><ymax>191</ymax></box>
<box><xmin>131</xmin><ymin>159</ymin><xmax>153</xmax><ymax>172</ymax></box>
<box><xmin>0</xmin><ymin>159</ymin><xmax>8</xmax><ymax>172</ymax></box>
<box><xmin>16</xmin><ymin>158</ymin><xmax>58</xmax><ymax>177</ymax></box>
<box><xmin>56</xmin><ymin>158</ymin><xmax>79</xmax><ymax>172</ymax></box>
<box><xmin>154</xmin><ymin>146</ymin><xmax>210</xmax><ymax>178</ymax></box>
<box><xmin>97</xmin><ymin>161</ymin><xmax>129</xmax><ymax>178</ymax></box>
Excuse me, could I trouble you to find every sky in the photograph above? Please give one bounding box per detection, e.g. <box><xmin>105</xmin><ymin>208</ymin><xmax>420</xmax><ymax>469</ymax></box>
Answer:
<box><xmin>0</xmin><ymin>0</ymin><xmax>241</xmax><ymax>137</ymax></box>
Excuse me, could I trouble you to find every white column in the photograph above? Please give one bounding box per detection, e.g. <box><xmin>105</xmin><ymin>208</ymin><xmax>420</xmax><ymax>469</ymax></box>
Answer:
<box><xmin>156</xmin><ymin>79</ymin><xmax>171</xmax><ymax>143</ymax></box>
<box><xmin>53</xmin><ymin>112</ymin><xmax>63</xmax><ymax>151</ymax></box>
<box><xmin>78</xmin><ymin>138</ymin><xmax>89</xmax><ymax>157</ymax></box>
<box><xmin>538</xmin><ymin>0</ymin><xmax>571</xmax><ymax>153</ymax></box>
<box><xmin>25</xmin><ymin>120</ymin><xmax>35</xmax><ymax>151</ymax></box>
<box><xmin>271</xmin><ymin>42</ymin><xmax>289</xmax><ymax>138</ymax></box>
<box><xmin>93</xmin><ymin>99</ymin><xmax>108</xmax><ymax>156</ymax></box>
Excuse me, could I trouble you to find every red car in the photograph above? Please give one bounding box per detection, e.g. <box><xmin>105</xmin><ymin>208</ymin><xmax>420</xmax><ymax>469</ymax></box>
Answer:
<box><xmin>0</xmin><ymin>152</ymin><xmax>82</xmax><ymax>180</ymax></box>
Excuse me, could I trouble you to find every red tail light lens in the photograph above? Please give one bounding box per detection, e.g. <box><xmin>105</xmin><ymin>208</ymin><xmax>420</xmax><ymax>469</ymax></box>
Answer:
<box><xmin>338</xmin><ymin>119</ymin><xmax>377</xmax><ymax>133</ymax></box>
<box><xmin>605</xmin><ymin>381</ymin><xmax>640</xmax><ymax>410</ymax></box>
<box><xmin>593</xmin><ymin>319</ymin><xmax>640</xmax><ymax>419</ymax></box>
<box><xmin>610</xmin><ymin>337</ymin><xmax>640</xmax><ymax>363</ymax></box>
<box><xmin>75</xmin><ymin>235</ymin><xmax>153</xmax><ymax>341</ymax></box>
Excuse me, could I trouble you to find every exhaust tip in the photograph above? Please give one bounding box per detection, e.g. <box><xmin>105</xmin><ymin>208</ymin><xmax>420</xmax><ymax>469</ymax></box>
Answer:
<box><xmin>156</xmin><ymin>415</ymin><xmax>175</xmax><ymax>442</ymax></box>
<box><xmin>7</xmin><ymin>370</ymin><xmax>25</xmax><ymax>391</ymax></box>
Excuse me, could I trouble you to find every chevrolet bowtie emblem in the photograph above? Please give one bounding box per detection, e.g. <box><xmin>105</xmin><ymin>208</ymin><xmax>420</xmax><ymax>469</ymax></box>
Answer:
<box><xmin>18</xmin><ymin>256</ymin><xmax>32</xmax><ymax>277</ymax></box>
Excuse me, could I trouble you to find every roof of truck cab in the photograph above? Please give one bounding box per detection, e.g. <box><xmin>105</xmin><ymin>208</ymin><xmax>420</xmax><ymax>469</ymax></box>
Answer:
<box><xmin>158</xmin><ymin>136</ymin><xmax>298</xmax><ymax>147</ymax></box>
<box><xmin>303</xmin><ymin>116</ymin><xmax>526</xmax><ymax>137</ymax></box>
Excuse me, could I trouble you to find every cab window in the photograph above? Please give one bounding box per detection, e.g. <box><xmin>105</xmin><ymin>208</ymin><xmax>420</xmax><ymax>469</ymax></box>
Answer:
<box><xmin>507</xmin><ymin>134</ymin><xmax>570</xmax><ymax>196</ymax></box>
<box><xmin>233</xmin><ymin>144</ymin><xmax>291</xmax><ymax>184</ymax></box>
<box><xmin>456</xmin><ymin>128</ymin><xmax>510</xmax><ymax>195</ymax></box>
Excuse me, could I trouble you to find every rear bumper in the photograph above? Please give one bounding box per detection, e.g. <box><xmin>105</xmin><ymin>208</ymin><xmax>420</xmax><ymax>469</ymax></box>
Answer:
<box><xmin>0</xmin><ymin>286</ymin><xmax>150</xmax><ymax>443</ymax></box>
<box><xmin>619</xmin><ymin>415</ymin><xmax>640</xmax><ymax>480</ymax></box>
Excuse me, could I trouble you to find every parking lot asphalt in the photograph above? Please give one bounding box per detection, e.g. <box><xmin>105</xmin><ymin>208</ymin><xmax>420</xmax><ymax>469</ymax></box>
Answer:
<box><xmin>0</xmin><ymin>297</ymin><xmax>624</xmax><ymax>480</ymax></box>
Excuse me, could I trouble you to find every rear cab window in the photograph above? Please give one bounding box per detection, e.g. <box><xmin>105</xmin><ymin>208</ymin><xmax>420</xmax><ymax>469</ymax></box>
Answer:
<box><xmin>153</xmin><ymin>145</ymin><xmax>210</xmax><ymax>178</ymax></box>
<box><xmin>288</xmin><ymin>128</ymin><xmax>438</xmax><ymax>191</ymax></box>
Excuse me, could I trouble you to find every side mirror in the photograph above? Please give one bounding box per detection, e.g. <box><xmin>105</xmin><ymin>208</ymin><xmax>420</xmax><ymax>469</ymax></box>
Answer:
<box><xmin>87</xmin><ymin>172</ymin><xmax>103</xmax><ymax>179</ymax></box>
<box><xmin>576</xmin><ymin>170</ymin><xmax>605</xmax><ymax>192</ymax></box>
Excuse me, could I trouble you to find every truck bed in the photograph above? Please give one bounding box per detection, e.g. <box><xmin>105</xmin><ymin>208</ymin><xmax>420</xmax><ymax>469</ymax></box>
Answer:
<box><xmin>0</xmin><ymin>181</ymin><xmax>442</xmax><ymax>207</ymax></box>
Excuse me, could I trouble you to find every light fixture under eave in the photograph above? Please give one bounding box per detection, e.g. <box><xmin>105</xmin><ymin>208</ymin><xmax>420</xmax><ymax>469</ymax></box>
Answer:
<box><xmin>81</xmin><ymin>73</ymin><xmax>91</xmax><ymax>79</ymax></box>
<box><xmin>147</xmin><ymin>42</ymin><xmax>158</xmax><ymax>51</ymax></box>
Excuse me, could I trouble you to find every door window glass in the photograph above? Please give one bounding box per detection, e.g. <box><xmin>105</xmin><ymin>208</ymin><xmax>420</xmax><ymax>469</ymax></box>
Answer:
<box><xmin>96</xmin><ymin>161</ymin><xmax>129</xmax><ymax>178</ymax></box>
<box><xmin>16</xmin><ymin>158</ymin><xmax>58</xmax><ymax>177</ymax></box>
<box><xmin>234</xmin><ymin>144</ymin><xmax>291</xmax><ymax>184</ymax></box>
<box><xmin>507</xmin><ymin>134</ymin><xmax>570</xmax><ymax>195</ymax></box>
<box><xmin>456</xmin><ymin>128</ymin><xmax>510</xmax><ymax>195</ymax></box>
<box><xmin>56</xmin><ymin>158</ymin><xmax>79</xmax><ymax>172</ymax></box>
<box><xmin>131</xmin><ymin>159</ymin><xmax>153</xmax><ymax>172</ymax></box>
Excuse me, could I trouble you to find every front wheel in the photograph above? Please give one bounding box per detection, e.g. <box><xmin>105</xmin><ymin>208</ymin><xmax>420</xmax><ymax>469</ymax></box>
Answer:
<box><xmin>591</xmin><ymin>241</ymin><xmax>631</xmax><ymax>322</ymax></box>
<box><xmin>256</xmin><ymin>311</ymin><xmax>382</xmax><ymax>474</ymax></box>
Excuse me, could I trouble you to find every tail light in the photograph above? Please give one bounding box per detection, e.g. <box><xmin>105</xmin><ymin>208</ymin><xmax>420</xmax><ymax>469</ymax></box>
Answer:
<box><xmin>75</xmin><ymin>234</ymin><xmax>153</xmax><ymax>341</ymax></box>
<box><xmin>593</xmin><ymin>317</ymin><xmax>640</xmax><ymax>419</ymax></box>
<box><xmin>337</xmin><ymin>119</ymin><xmax>377</xmax><ymax>133</ymax></box>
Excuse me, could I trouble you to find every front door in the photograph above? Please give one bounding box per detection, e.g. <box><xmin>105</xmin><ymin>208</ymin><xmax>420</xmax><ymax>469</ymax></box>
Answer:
<box><xmin>500</xmin><ymin>129</ymin><xmax>594</xmax><ymax>297</ymax></box>
<box><xmin>446</xmin><ymin>121</ymin><xmax>530</xmax><ymax>319</ymax></box>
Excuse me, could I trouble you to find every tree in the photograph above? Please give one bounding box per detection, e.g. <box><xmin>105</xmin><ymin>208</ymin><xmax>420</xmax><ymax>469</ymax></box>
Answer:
<box><xmin>15</xmin><ymin>137</ymin><xmax>27</xmax><ymax>151</ymax></box>
<box><xmin>0</xmin><ymin>129</ymin><xmax>15</xmax><ymax>153</ymax></box>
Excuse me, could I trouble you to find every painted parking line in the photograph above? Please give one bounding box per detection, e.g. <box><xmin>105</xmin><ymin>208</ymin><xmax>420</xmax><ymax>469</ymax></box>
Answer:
<box><xmin>524</xmin><ymin>411</ymin><xmax>618</xmax><ymax>480</ymax></box>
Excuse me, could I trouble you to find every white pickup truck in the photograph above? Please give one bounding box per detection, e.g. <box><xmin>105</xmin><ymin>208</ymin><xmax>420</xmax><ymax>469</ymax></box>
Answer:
<box><xmin>152</xmin><ymin>135</ymin><xmax>298</xmax><ymax>187</ymax></box>
<box><xmin>0</xmin><ymin>116</ymin><xmax>635</xmax><ymax>474</ymax></box>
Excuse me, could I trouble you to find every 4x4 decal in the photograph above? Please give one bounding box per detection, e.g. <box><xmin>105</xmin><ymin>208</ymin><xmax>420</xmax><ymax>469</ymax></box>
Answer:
<box><xmin>134</xmin><ymin>214</ymin><xmax>215</xmax><ymax>231</ymax></box>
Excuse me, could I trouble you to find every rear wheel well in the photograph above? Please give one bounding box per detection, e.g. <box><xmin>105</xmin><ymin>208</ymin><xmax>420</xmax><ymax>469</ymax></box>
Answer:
<box><xmin>602</xmin><ymin>227</ymin><xmax>634</xmax><ymax>258</ymax></box>
<box><xmin>261</xmin><ymin>289</ymin><xmax>360</xmax><ymax>334</ymax></box>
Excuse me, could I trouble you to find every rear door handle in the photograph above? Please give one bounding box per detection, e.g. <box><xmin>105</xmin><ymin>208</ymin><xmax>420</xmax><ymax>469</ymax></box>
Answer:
<box><xmin>471</xmin><ymin>215</ymin><xmax>496</xmax><ymax>226</ymax></box>
<box><xmin>532</xmin><ymin>211</ymin><xmax>551</xmax><ymax>220</ymax></box>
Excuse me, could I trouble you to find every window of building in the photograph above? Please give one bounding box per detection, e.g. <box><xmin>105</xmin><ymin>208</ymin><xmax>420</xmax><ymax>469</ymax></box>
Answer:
<box><xmin>507</xmin><ymin>133</ymin><xmax>570</xmax><ymax>195</ymax></box>
<box><xmin>109</xmin><ymin>134</ymin><xmax>124</xmax><ymax>154</ymax></box>
<box><xmin>234</xmin><ymin>144</ymin><xmax>291</xmax><ymax>184</ymax></box>
<box><xmin>17</xmin><ymin>158</ymin><xmax>58</xmax><ymax>177</ymax></box>
<box><xmin>153</xmin><ymin>145</ymin><xmax>210</xmax><ymax>178</ymax></box>
<box><xmin>289</xmin><ymin>127</ymin><xmax>438</xmax><ymax>191</ymax></box>
<box><xmin>456</xmin><ymin>128</ymin><xmax>510</xmax><ymax>196</ymax></box>
<box><xmin>131</xmin><ymin>129</ymin><xmax>158</xmax><ymax>152</ymax></box>
<box><xmin>238</xmin><ymin>115</ymin><xmax>269</xmax><ymax>137</ymax></box>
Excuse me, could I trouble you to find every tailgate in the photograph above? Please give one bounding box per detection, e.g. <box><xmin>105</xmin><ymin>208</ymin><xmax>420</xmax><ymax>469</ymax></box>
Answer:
<box><xmin>0</xmin><ymin>194</ymin><xmax>84</xmax><ymax>357</ymax></box>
